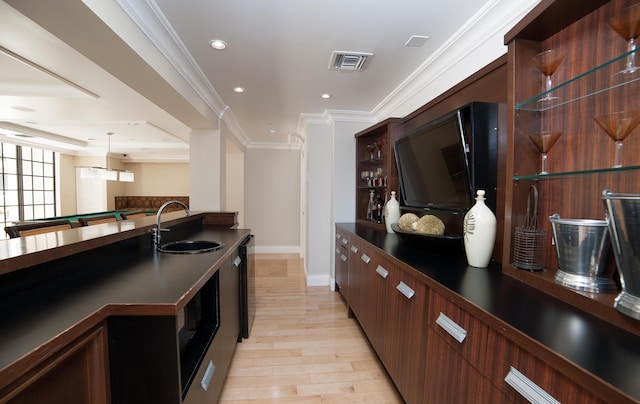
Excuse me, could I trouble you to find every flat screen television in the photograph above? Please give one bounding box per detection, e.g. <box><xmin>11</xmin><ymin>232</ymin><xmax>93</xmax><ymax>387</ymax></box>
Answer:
<box><xmin>394</xmin><ymin>102</ymin><xmax>499</xmax><ymax>215</ymax></box>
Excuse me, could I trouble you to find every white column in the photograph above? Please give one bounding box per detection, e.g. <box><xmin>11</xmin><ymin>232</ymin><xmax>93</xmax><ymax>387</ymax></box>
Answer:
<box><xmin>189</xmin><ymin>128</ymin><xmax>225</xmax><ymax>211</ymax></box>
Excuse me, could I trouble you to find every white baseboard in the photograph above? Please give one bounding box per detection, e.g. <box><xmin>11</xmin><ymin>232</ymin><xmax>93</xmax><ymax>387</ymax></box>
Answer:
<box><xmin>307</xmin><ymin>274</ymin><xmax>331</xmax><ymax>287</ymax></box>
<box><xmin>254</xmin><ymin>245</ymin><xmax>300</xmax><ymax>254</ymax></box>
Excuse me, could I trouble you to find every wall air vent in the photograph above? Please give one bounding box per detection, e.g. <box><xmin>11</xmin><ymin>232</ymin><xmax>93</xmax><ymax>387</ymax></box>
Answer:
<box><xmin>329</xmin><ymin>51</ymin><xmax>373</xmax><ymax>71</ymax></box>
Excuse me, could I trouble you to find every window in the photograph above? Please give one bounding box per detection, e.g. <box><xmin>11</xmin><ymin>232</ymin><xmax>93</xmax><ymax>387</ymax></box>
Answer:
<box><xmin>1</xmin><ymin>143</ymin><xmax>57</xmax><ymax>237</ymax></box>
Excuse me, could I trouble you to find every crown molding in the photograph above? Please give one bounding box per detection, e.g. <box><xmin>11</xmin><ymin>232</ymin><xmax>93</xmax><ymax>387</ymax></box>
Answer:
<box><xmin>297</xmin><ymin>109</ymin><xmax>376</xmax><ymax>133</ymax></box>
<box><xmin>373</xmin><ymin>0</ymin><xmax>540</xmax><ymax>121</ymax></box>
<box><xmin>115</xmin><ymin>0</ymin><xmax>251</xmax><ymax>148</ymax></box>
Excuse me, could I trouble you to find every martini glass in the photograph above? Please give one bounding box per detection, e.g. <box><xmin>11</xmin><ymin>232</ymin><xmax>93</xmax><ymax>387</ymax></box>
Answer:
<box><xmin>607</xmin><ymin>4</ymin><xmax>640</xmax><ymax>75</ymax></box>
<box><xmin>528</xmin><ymin>131</ymin><xmax>562</xmax><ymax>174</ymax></box>
<box><xmin>595</xmin><ymin>111</ymin><xmax>640</xmax><ymax>168</ymax></box>
<box><xmin>366</xmin><ymin>144</ymin><xmax>376</xmax><ymax>160</ymax></box>
<box><xmin>532</xmin><ymin>50</ymin><xmax>567</xmax><ymax>103</ymax></box>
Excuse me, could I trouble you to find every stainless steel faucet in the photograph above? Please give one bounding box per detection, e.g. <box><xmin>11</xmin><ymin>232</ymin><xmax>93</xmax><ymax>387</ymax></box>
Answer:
<box><xmin>153</xmin><ymin>200</ymin><xmax>189</xmax><ymax>248</ymax></box>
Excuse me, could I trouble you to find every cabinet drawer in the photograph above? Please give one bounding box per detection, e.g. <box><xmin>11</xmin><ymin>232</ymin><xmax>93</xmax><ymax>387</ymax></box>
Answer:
<box><xmin>484</xmin><ymin>328</ymin><xmax>605</xmax><ymax>404</ymax></box>
<box><xmin>424</xmin><ymin>326</ymin><xmax>491</xmax><ymax>404</ymax></box>
<box><xmin>429</xmin><ymin>291</ymin><xmax>488</xmax><ymax>371</ymax></box>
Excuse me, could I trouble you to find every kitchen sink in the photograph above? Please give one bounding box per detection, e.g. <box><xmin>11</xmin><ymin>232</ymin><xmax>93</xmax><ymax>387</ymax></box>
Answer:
<box><xmin>158</xmin><ymin>240</ymin><xmax>224</xmax><ymax>254</ymax></box>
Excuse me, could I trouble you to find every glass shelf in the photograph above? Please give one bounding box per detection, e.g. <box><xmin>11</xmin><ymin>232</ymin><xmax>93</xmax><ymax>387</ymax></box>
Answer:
<box><xmin>516</xmin><ymin>49</ymin><xmax>640</xmax><ymax>112</ymax></box>
<box><xmin>513</xmin><ymin>165</ymin><xmax>640</xmax><ymax>181</ymax></box>
<box><xmin>358</xmin><ymin>157</ymin><xmax>383</xmax><ymax>165</ymax></box>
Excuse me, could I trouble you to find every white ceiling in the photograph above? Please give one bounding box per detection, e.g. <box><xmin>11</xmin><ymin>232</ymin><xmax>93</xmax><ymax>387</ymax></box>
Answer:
<box><xmin>0</xmin><ymin>0</ymin><xmax>494</xmax><ymax>161</ymax></box>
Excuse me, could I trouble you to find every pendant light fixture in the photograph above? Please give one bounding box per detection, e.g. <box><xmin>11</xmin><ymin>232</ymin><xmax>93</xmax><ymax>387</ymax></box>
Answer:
<box><xmin>78</xmin><ymin>132</ymin><xmax>135</xmax><ymax>182</ymax></box>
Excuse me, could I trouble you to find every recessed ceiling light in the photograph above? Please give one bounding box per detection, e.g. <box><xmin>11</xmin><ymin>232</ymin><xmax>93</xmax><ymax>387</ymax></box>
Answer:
<box><xmin>233</xmin><ymin>87</ymin><xmax>245</xmax><ymax>93</ymax></box>
<box><xmin>321</xmin><ymin>93</ymin><xmax>331</xmax><ymax>99</ymax></box>
<box><xmin>269</xmin><ymin>129</ymin><xmax>278</xmax><ymax>134</ymax></box>
<box><xmin>209</xmin><ymin>39</ymin><xmax>227</xmax><ymax>50</ymax></box>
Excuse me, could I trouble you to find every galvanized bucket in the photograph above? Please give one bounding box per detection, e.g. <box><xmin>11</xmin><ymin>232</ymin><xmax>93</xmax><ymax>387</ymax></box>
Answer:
<box><xmin>602</xmin><ymin>189</ymin><xmax>640</xmax><ymax>320</ymax></box>
<box><xmin>548</xmin><ymin>213</ymin><xmax>615</xmax><ymax>293</ymax></box>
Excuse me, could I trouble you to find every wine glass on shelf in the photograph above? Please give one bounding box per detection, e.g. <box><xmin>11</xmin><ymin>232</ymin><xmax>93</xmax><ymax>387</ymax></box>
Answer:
<box><xmin>366</xmin><ymin>144</ymin><xmax>376</xmax><ymax>160</ymax></box>
<box><xmin>374</xmin><ymin>141</ymin><xmax>383</xmax><ymax>160</ymax></box>
<box><xmin>607</xmin><ymin>3</ymin><xmax>640</xmax><ymax>76</ymax></box>
<box><xmin>531</xmin><ymin>49</ymin><xmax>567</xmax><ymax>103</ymax></box>
<box><xmin>595</xmin><ymin>111</ymin><xmax>640</xmax><ymax>168</ymax></box>
<box><xmin>361</xmin><ymin>171</ymin><xmax>370</xmax><ymax>185</ymax></box>
<box><xmin>528</xmin><ymin>131</ymin><xmax>562</xmax><ymax>174</ymax></box>
<box><xmin>374</xmin><ymin>168</ymin><xmax>383</xmax><ymax>186</ymax></box>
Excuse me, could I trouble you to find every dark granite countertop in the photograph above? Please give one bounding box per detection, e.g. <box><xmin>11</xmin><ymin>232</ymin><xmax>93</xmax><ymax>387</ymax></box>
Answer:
<box><xmin>337</xmin><ymin>222</ymin><xmax>640</xmax><ymax>401</ymax></box>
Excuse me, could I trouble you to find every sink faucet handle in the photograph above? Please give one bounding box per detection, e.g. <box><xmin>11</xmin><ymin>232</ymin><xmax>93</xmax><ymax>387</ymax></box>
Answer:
<box><xmin>151</xmin><ymin>227</ymin><xmax>171</xmax><ymax>247</ymax></box>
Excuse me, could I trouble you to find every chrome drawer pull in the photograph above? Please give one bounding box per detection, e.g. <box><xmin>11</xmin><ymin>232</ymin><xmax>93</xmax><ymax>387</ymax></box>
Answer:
<box><xmin>361</xmin><ymin>253</ymin><xmax>371</xmax><ymax>264</ymax></box>
<box><xmin>350</xmin><ymin>245</ymin><xmax>358</xmax><ymax>253</ymax></box>
<box><xmin>376</xmin><ymin>265</ymin><xmax>389</xmax><ymax>279</ymax></box>
<box><xmin>233</xmin><ymin>256</ymin><xmax>242</xmax><ymax>267</ymax></box>
<box><xmin>340</xmin><ymin>254</ymin><xmax>347</xmax><ymax>262</ymax></box>
<box><xmin>396</xmin><ymin>281</ymin><xmax>415</xmax><ymax>299</ymax></box>
<box><xmin>336</xmin><ymin>233</ymin><xmax>341</xmax><ymax>239</ymax></box>
<box><xmin>336</xmin><ymin>247</ymin><xmax>340</xmax><ymax>254</ymax></box>
<box><xmin>341</xmin><ymin>237</ymin><xmax>348</xmax><ymax>245</ymax></box>
<box><xmin>436</xmin><ymin>312</ymin><xmax>467</xmax><ymax>343</ymax></box>
<box><xmin>201</xmin><ymin>360</ymin><xmax>216</xmax><ymax>391</ymax></box>
<box><xmin>504</xmin><ymin>366</ymin><xmax>559</xmax><ymax>404</ymax></box>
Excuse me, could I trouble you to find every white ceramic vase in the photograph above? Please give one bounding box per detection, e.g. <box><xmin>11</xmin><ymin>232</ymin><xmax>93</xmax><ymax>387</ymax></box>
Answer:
<box><xmin>384</xmin><ymin>191</ymin><xmax>400</xmax><ymax>233</ymax></box>
<box><xmin>463</xmin><ymin>190</ymin><xmax>496</xmax><ymax>268</ymax></box>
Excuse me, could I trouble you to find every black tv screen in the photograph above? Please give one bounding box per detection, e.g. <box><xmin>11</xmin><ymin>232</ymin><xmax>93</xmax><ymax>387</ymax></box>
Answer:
<box><xmin>394</xmin><ymin>110</ymin><xmax>473</xmax><ymax>212</ymax></box>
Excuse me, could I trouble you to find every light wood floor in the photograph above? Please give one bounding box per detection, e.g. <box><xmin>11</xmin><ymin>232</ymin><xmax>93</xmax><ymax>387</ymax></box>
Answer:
<box><xmin>219</xmin><ymin>254</ymin><xmax>403</xmax><ymax>403</ymax></box>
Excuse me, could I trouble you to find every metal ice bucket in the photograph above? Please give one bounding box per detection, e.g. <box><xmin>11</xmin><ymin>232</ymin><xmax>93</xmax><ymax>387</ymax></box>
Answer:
<box><xmin>603</xmin><ymin>190</ymin><xmax>640</xmax><ymax>320</ymax></box>
<box><xmin>548</xmin><ymin>214</ymin><xmax>615</xmax><ymax>293</ymax></box>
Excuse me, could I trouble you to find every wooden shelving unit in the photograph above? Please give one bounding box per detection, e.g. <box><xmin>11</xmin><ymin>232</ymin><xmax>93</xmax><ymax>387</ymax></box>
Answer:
<box><xmin>354</xmin><ymin>118</ymin><xmax>403</xmax><ymax>229</ymax></box>
<box><xmin>503</xmin><ymin>0</ymin><xmax>640</xmax><ymax>336</ymax></box>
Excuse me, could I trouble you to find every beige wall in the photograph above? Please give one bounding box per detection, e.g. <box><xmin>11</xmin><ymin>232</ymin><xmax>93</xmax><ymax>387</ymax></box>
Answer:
<box><xmin>245</xmin><ymin>147</ymin><xmax>300</xmax><ymax>251</ymax></box>
<box><xmin>58</xmin><ymin>154</ymin><xmax>79</xmax><ymax>215</ymax></box>
<box><xmin>120</xmin><ymin>162</ymin><xmax>189</xmax><ymax>196</ymax></box>
<box><xmin>58</xmin><ymin>154</ymin><xmax>189</xmax><ymax>214</ymax></box>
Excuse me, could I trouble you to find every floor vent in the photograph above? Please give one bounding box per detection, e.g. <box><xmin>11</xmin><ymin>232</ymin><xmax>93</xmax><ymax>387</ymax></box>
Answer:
<box><xmin>329</xmin><ymin>51</ymin><xmax>373</xmax><ymax>71</ymax></box>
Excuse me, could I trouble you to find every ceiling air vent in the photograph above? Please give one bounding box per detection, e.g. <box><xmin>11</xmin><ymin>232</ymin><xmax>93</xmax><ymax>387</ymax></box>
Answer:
<box><xmin>329</xmin><ymin>51</ymin><xmax>373</xmax><ymax>71</ymax></box>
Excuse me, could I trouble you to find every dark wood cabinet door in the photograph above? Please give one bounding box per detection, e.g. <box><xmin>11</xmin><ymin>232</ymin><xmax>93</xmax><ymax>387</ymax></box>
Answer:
<box><xmin>2</xmin><ymin>325</ymin><xmax>110</xmax><ymax>404</ymax></box>
<box><xmin>363</xmin><ymin>253</ymin><xmax>392</xmax><ymax>358</ymax></box>
<box><xmin>347</xmin><ymin>237</ymin><xmax>366</xmax><ymax>320</ymax></box>
<box><xmin>381</xmin><ymin>267</ymin><xmax>427</xmax><ymax>404</ymax></box>
<box><xmin>350</xmin><ymin>245</ymin><xmax>392</xmax><ymax>359</ymax></box>
<box><xmin>424</xmin><ymin>290</ymin><xmax>494</xmax><ymax>403</ymax></box>
<box><xmin>424</xmin><ymin>327</ymin><xmax>488</xmax><ymax>404</ymax></box>
<box><xmin>428</xmin><ymin>290</ymin><xmax>489</xmax><ymax>370</ymax></box>
<box><xmin>334</xmin><ymin>229</ymin><xmax>349</xmax><ymax>302</ymax></box>
<box><xmin>484</xmin><ymin>327</ymin><xmax>606</xmax><ymax>404</ymax></box>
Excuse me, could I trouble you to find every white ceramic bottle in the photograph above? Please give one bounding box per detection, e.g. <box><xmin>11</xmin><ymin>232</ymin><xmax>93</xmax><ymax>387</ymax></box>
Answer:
<box><xmin>384</xmin><ymin>191</ymin><xmax>400</xmax><ymax>233</ymax></box>
<box><xmin>463</xmin><ymin>190</ymin><xmax>496</xmax><ymax>267</ymax></box>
